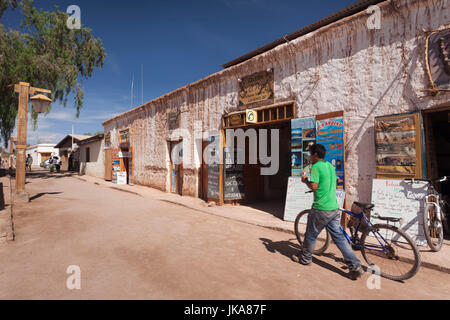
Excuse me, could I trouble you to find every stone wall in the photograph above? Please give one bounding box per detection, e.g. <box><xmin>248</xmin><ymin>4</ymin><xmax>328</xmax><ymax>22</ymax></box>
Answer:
<box><xmin>103</xmin><ymin>0</ymin><xmax>450</xmax><ymax>204</ymax></box>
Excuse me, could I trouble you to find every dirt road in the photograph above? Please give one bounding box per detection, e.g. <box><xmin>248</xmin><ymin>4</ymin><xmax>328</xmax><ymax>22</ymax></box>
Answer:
<box><xmin>0</xmin><ymin>172</ymin><xmax>448</xmax><ymax>299</ymax></box>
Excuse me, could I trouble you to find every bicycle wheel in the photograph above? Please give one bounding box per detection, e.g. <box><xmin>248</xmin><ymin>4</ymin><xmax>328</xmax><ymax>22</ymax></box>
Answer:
<box><xmin>423</xmin><ymin>203</ymin><xmax>443</xmax><ymax>252</ymax></box>
<box><xmin>361</xmin><ymin>224</ymin><xmax>421</xmax><ymax>281</ymax></box>
<box><xmin>294</xmin><ymin>210</ymin><xmax>331</xmax><ymax>255</ymax></box>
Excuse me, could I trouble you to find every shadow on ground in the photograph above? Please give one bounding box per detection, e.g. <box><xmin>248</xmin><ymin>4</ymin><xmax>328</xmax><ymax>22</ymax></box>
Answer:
<box><xmin>29</xmin><ymin>192</ymin><xmax>63</xmax><ymax>202</ymax></box>
<box><xmin>260</xmin><ymin>238</ymin><xmax>351</xmax><ymax>279</ymax></box>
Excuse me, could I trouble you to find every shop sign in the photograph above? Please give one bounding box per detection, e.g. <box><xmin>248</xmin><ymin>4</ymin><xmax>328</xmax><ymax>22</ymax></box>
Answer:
<box><xmin>168</xmin><ymin>111</ymin><xmax>179</xmax><ymax>129</ymax></box>
<box><xmin>105</xmin><ymin>132</ymin><xmax>111</xmax><ymax>147</ymax></box>
<box><xmin>117</xmin><ymin>172</ymin><xmax>127</xmax><ymax>185</ymax></box>
<box><xmin>246</xmin><ymin>109</ymin><xmax>258</xmax><ymax>124</ymax></box>
<box><xmin>118</xmin><ymin>151</ymin><xmax>129</xmax><ymax>158</ymax></box>
<box><xmin>239</xmin><ymin>70</ymin><xmax>274</xmax><ymax>106</ymax></box>
<box><xmin>229</xmin><ymin>114</ymin><xmax>244</xmax><ymax>127</ymax></box>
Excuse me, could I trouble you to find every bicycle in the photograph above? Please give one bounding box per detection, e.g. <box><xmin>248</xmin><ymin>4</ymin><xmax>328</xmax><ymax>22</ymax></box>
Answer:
<box><xmin>404</xmin><ymin>176</ymin><xmax>449</xmax><ymax>252</ymax></box>
<box><xmin>294</xmin><ymin>202</ymin><xmax>421</xmax><ymax>281</ymax></box>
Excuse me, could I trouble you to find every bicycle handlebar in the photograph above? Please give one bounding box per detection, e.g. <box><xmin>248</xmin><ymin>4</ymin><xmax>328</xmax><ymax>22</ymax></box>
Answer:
<box><xmin>404</xmin><ymin>176</ymin><xmax>450</xmax><ymax>184</ymax></box>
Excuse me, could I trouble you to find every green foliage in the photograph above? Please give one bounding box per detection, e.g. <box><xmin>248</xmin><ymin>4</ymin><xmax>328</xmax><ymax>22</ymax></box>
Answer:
<box><xmin>0</xmin><ymin>0</ymin><xmax>106</xmax><ymax>147</ymax></box>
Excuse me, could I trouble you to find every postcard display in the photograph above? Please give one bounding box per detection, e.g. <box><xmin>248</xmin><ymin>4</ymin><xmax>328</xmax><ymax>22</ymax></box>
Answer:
<box><xmin>290</xmin><ymin>117</ymin><xmax>316</xmax><ymax>178</ymax></box>
<box><xmin>284</xmin><ymin>116</ymin><xmax>346</xmax><ymax>222</ymax></box>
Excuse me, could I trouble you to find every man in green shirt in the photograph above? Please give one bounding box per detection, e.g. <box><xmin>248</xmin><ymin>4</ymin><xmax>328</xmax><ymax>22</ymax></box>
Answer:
<box><xmin>292</xmin><ymin>144</ymin><xmax>363</xmax><ymax>280</ymax></box>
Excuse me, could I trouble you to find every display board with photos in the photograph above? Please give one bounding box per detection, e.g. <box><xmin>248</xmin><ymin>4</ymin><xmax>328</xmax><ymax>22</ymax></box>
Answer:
<box><xmin>316</xmin><ymin>116</ymin><xmax>345</xmax><ymax>190</ymax></box>
<box><xmin>374</xmin><ymin>112</ymin><xmax>423</xmax><ymax>179</ymax></box>
<box><xmin>291</xmin><ymin>117</ymin><xmax>316</xmax><ymax>178</ymax></box>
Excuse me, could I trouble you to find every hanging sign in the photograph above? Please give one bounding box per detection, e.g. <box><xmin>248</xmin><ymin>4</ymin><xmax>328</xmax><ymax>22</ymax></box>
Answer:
<box><xmin>239</xmin><ymin>70</ymin><xmax>274</xmax><ymax>106</ymax></box>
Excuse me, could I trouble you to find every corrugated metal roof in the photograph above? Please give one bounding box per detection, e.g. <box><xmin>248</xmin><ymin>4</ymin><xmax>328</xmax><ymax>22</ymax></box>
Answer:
<box><xmin>222</xmin><ymin>0</ymin><xmax>386</xmax><ymax>68</ymax></box>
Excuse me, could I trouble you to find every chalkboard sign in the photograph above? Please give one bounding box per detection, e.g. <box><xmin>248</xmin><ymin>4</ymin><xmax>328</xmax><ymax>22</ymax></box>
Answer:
<box><xmin>224</xmin><ymin>148</ymin><xmax>245</xmax><ymax>200</ymax></box>
<box><xmin>371</xmin><ymin>179</ymin><xmax>427</xmax><ymax>246</ymax></box>
<box><xmin>206</xmin><ymin>137</ymin><xmax>221</xmax><ymax>199</ymax></box>
<box><xmin>207</xmin><ymin>163</ymin><xmax>220</xmax><ymax>199</ymax></box>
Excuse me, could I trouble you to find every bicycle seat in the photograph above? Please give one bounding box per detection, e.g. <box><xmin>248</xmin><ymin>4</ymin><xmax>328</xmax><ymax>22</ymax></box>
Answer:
<box><xmin>354</xmin><ymin>202</ymin><xmax>375</xmax><ymax>211</ymax></box>
<box><xmin>374</xmin><ymin>216</ymin><xmax>402</xmax><ymax>223</ymax></box>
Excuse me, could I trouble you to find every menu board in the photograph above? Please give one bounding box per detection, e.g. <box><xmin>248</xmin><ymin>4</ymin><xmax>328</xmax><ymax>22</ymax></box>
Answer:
<box><xmin>224</xmin><ymin>148</ymin><xmax>245</xmax><ymax>200</ymax></box>
<box><xmin>284</xmin><ymin>177</ymin><xmax>346</xmax><ymax>222</ymax></box>
<box><xmin>316</xmin><ymin>117</ymin><xmax>345</xmax><ymax>190</ymax></box>
<box><xmin>371</xmin><ymin>179</ymin><xmax>427</xmax><ymax>246</ymax></box>
<box><xmin>284</xmin><ymin>177</ymin><xmax>314</xmax><ymax>222</ymax></box>
<box><xmin>117</xmin><ymin>172</ymin><xmax>127</xmax><ymax>185</ymax></box>
<box><xmin>207</xmin><ymin>163</ymin><xmax>220</xmax><ymax>199</ymax></box>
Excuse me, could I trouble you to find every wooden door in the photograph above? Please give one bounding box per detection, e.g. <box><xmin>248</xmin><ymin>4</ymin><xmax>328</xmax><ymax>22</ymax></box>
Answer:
<box><xmin>170</xmin><ymin>141</ymin><xmax>183</xmax><ymax>195</ymax></box>
<box><xmin>201</xmin><ymin>141</ymin><xmax>209</xmax><ymax>200</ymax></box>
<box><xmin>104</xmin><ymin>149</ymin><xmax>112</xmax><ymax>181</ymax></box>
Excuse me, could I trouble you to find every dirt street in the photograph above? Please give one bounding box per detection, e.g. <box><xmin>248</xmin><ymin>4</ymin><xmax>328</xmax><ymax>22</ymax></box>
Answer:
<box><xmin>0</xmin><ymin>172</ymin><xmax>449</xmax><ymax>300</ymax></box>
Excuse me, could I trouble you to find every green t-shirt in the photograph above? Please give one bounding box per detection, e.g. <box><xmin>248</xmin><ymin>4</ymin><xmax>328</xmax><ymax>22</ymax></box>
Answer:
<box><xmin>309</xmin><ymin>161</ymin><xmax>339</xmax><ymax>211</ymax></box>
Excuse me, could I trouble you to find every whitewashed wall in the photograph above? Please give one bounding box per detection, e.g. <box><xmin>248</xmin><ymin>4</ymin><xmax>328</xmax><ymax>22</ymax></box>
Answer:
<box><xmin>79</xmin><ymin>140</ymin><xmax>105</xmax><ymax>179</ymax></box>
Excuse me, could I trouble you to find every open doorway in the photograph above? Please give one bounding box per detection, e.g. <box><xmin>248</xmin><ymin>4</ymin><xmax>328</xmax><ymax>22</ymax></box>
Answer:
<box><xmin>424</xmin><ymin>107</ymin><xmax>450</xmax><ymax>235</ymax></box>
<box><xmin>241</xmin><ymin>121</ymin><xmax>291</xmax><ymax>219</ymax></box>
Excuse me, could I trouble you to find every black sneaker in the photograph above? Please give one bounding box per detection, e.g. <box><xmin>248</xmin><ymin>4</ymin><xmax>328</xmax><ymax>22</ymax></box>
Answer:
<box><xmin>291</xmin><ymin>254</ymin><xmax>312</xmax><ymax>266</ymax></box>
<box><xmin>348</xmin><ymin>266</ymin><xmax>364</xmax><ymax>280</ymax></box>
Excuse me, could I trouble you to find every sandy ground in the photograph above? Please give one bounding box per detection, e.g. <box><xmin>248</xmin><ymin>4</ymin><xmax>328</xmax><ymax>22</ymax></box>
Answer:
<box><xmin>0</xmin><ymin>171</ymin><xmax>449</xmax><ymax>300</ymax></box>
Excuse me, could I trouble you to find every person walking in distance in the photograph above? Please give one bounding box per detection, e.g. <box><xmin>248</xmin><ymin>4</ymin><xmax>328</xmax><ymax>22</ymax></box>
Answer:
<box><xmin>26</xmin><ymin>154</ymin><xmax>33</xmax><ymax>172</ymax></box>
<box><xmin>292</xmin><ymin>144</ymin><xmax>364</xmax><ymax>280</ymax></box>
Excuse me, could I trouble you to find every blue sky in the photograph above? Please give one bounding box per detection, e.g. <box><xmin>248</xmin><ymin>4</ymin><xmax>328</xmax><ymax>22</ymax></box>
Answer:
<box><xmin>3</xmin><ymin>0</ymin><xmax>356</xmax><ymax>146</ymax></box>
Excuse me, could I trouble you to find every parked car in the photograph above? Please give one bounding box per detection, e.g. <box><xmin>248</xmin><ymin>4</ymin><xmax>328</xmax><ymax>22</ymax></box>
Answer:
<box><xmin>40</xmin><ymin>159</ymin><xmax>50</xmax><ymax>168</ymax></box>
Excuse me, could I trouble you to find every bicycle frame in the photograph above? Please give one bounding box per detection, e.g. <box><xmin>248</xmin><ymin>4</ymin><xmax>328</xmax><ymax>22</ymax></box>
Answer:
<box><xmin>425</xmin><ymin>185</ymin><xmax>443</xmax><ymax>224</ymax></box>
<box><xmin>338</xmin><ymin>208</ymin><xmax>392</xmax><ymax>254</ymax></box>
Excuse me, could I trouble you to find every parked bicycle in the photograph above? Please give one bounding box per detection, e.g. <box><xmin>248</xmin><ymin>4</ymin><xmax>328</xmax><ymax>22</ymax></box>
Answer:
<box><xmin>295</xmin><ymin>202</ymin><xmax>421</xmax><ymax>281</ymax></box>
<box><xmin>404</xmin><ymin>176</ymin><xmax>449</xmax><ymax>252</ymax></box>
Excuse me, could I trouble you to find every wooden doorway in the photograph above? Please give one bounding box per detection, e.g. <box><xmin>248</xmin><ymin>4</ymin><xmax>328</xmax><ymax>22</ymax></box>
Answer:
<box><xmin>170</xmin><ymin>141</ymin><xmax>183</xmax><ymax>195</ymax></box>
<box><xmin>104</xmin><ymin>148</ymin><xmax>112</xmax><ymax>181</ymax></box>
<box><xmin>201</xmin><ymin>140</ymin><xmax>209</xmax><ymax>200</ymax></box>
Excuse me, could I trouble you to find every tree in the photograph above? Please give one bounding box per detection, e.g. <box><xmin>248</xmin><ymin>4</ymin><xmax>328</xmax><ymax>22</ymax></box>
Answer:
<box><xmin>0</xmin><ymin>0</ymin><xmax>106</xmax><ymax>147</ymax></box>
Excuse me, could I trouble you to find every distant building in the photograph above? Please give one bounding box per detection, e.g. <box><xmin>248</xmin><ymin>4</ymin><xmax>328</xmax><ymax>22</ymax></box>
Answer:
<box><xmin>26</xmin><ymin>144</ymin><xmax>59</xmax><ymax>167</ymax></box>
<box><xmin>78</xmin><ymin>134</ymin><xmax>105</xmax><ymax>179</ymax></box>
<box><xmin>55</xmin><ymin>135</ymin><xmax>92</xmax><ymax>172</ymax></box>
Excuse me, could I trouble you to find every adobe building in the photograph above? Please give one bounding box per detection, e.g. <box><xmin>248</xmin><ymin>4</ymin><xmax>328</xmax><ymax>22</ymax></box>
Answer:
<box><xmin>103</xmin><ymin>0</ymin><xmax>450</xmax><ymax>213</ymax></box>
<box><xmin>78</xmin><ymin>134</ymin><xmax>105</xmax><ymax>179</ymax></box>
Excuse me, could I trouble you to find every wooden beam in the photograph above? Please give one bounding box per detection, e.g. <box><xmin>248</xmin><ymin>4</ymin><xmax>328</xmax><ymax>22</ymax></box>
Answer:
<box><xmin>30</xmin><ymin>87</ymin><xmax>52</xmax><ymax>95</ymax></box>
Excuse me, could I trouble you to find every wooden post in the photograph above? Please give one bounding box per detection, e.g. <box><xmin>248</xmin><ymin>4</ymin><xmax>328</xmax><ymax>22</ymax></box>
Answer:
<box><xmin>13</xmin><ymin>82</ymin><xmax>51</xmax><ymax>203</ymax></box>
<box><xmin>9</xmin><ymin>137</ymin><xmax>16</xmax><ymax>168</ymax></box>
<box><xmin>14</xmin><ymin>82</ymin><xmax>30</xmax><ymax>202</ymax></box>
